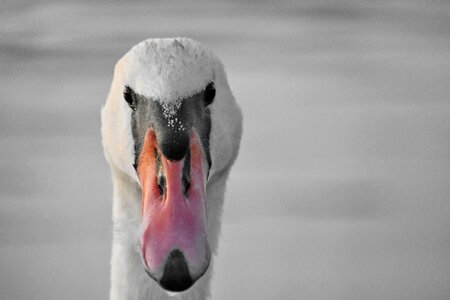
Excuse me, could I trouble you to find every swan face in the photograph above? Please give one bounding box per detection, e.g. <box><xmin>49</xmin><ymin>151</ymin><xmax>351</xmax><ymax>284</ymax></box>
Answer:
<box><xmin>102</xmin><ymin>38</ymin><xmax>242</xmax><ymax>293</ymax></box>
<box><xmin>130</xmin><ymin>86</ymin><xmax>212</xmax><ymax>292</ymax></box>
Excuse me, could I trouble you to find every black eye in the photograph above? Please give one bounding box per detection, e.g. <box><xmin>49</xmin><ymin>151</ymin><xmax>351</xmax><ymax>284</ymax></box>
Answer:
<box><xmin>123</xmin><ymin>86</ymin><xmax>136</xmax><ymax>110</ymax></box>
<box><xmin>204</xmin><ymin>82</ymin><xmax>215</xmax><ymax>106</ymax></box>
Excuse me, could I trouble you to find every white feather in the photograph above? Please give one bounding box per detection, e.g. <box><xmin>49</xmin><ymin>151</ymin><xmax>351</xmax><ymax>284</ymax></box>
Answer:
<box><xmin>122</xmin><ymin>37</ymin><xmax>218</xmax><ymax>102</ymax></box>
<box><xmin>101</xmin><ymin>37</ymin><xmax>242</xmax><ymax>300</ymax></box>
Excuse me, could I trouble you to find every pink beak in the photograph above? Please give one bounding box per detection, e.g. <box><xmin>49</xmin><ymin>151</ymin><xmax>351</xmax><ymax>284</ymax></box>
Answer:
<box><xmin>137</xmin><ymin>129</ymin><xmax>210</xmax><ymax>292</ymax></box>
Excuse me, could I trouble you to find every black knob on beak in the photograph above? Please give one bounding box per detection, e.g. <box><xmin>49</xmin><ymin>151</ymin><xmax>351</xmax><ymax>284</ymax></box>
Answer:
<box><xmin>157</xmin><ymin>130</ymin><xmax>190</xmax><ymax>161</ymax></box>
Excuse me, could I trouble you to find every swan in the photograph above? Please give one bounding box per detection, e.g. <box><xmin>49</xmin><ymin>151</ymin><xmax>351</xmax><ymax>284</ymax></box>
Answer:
<box><xmin>101</xmin><ymin>37</ymin><xmax>242</xmax><ymax>300</ymax></box>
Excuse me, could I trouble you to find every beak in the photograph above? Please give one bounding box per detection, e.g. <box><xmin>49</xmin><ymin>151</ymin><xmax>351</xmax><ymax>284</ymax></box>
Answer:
<box><xmin>137</xmin><ymin>129</ymin><xmax>210</xmax><ymax>292</ymax></box>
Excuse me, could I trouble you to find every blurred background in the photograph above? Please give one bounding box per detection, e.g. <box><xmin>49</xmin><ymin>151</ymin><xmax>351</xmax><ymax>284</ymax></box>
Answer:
<box><xmin>1</xmin><ymin>0</ymin><xmax>450</xmax><ymax>299</ymax></box>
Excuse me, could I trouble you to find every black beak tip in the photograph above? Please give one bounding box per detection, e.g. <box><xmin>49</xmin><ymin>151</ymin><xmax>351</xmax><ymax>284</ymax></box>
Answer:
<box><xmin>159</xmin><ymin>249</ymin><xmax>194</xmax><ymax>292</ymax></box>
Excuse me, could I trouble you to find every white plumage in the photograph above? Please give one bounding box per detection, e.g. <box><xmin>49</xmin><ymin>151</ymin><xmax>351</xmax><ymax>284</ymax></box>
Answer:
<box><xmin>122</xmin><ymin>38</ymin><xmax>218</xmax><ymax>102</ymax></box>
<box><xmin>101</xmin><ymin>38</ymin><xmax>242</xmax><ymax>300</ymax></box>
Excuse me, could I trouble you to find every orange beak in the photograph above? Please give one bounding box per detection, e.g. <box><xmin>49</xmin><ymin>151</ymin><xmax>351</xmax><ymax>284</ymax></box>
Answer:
<box><xmin>137</xmin><ymin>129</ymin><xmax>210</xmax><ymax>292</ymax></box>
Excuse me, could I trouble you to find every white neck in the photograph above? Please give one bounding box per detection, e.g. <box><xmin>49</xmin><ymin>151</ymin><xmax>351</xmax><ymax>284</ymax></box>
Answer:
<box><xmin>108</xmin><ymin>166</ymin><xmax>229</xmax><ymax>300</ymax></box>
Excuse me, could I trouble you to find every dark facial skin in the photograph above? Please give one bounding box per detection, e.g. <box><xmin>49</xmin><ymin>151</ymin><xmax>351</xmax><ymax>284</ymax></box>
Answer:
<box><xmin>127</xmin><ymin>84</ymin><xmax>216</xmax><ymax>291</ymax></box>
<box><xmin>123</xmin><ymin>84</ymin><xmax>214</xmax><ymax>172</ymax></box>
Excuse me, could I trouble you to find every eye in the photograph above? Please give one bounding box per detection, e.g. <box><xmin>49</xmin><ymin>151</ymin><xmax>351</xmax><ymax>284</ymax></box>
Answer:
<box><xmin>204</xmin><ymin>82</ymin><xmax>215</xmax><ymax>106</ymax></box>
<box><xmin>123</xmin><ymin>86</ymin><xmax>136</xmax><ymax>110</ymax></box>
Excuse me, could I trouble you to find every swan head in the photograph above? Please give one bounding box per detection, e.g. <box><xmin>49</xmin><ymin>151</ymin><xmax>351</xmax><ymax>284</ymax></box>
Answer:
<box><xmin>102</xmin><ymin>38</ymin><xmax>242</xmax><ymax>292</ymax></box>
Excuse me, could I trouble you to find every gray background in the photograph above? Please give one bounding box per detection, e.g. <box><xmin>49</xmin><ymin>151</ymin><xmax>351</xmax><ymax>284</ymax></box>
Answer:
<box><xmin>1</xmin><ymin>0</ymin><xmax>450</xmax><ymax>299</ymax></box>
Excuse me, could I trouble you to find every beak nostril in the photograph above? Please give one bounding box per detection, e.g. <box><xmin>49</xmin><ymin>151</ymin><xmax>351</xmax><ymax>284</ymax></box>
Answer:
<box><xmin>155</xmin><ymin>147</ymin><xmax>166</xmax><ymax>197</ymax></box>
<box><xmin>158</xmin><ymin>175</ymin><xmax>166</xmax><ymax>196</ymax></box>
<box><xmin>182</xmin><ymin>175</ymin><xmax>190</xmax><ymax>196</ymax></box>
<box><xmin>182</xmin><ymin>149</ymin><xmax>191</xmax><ymax>196</ymax></box>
